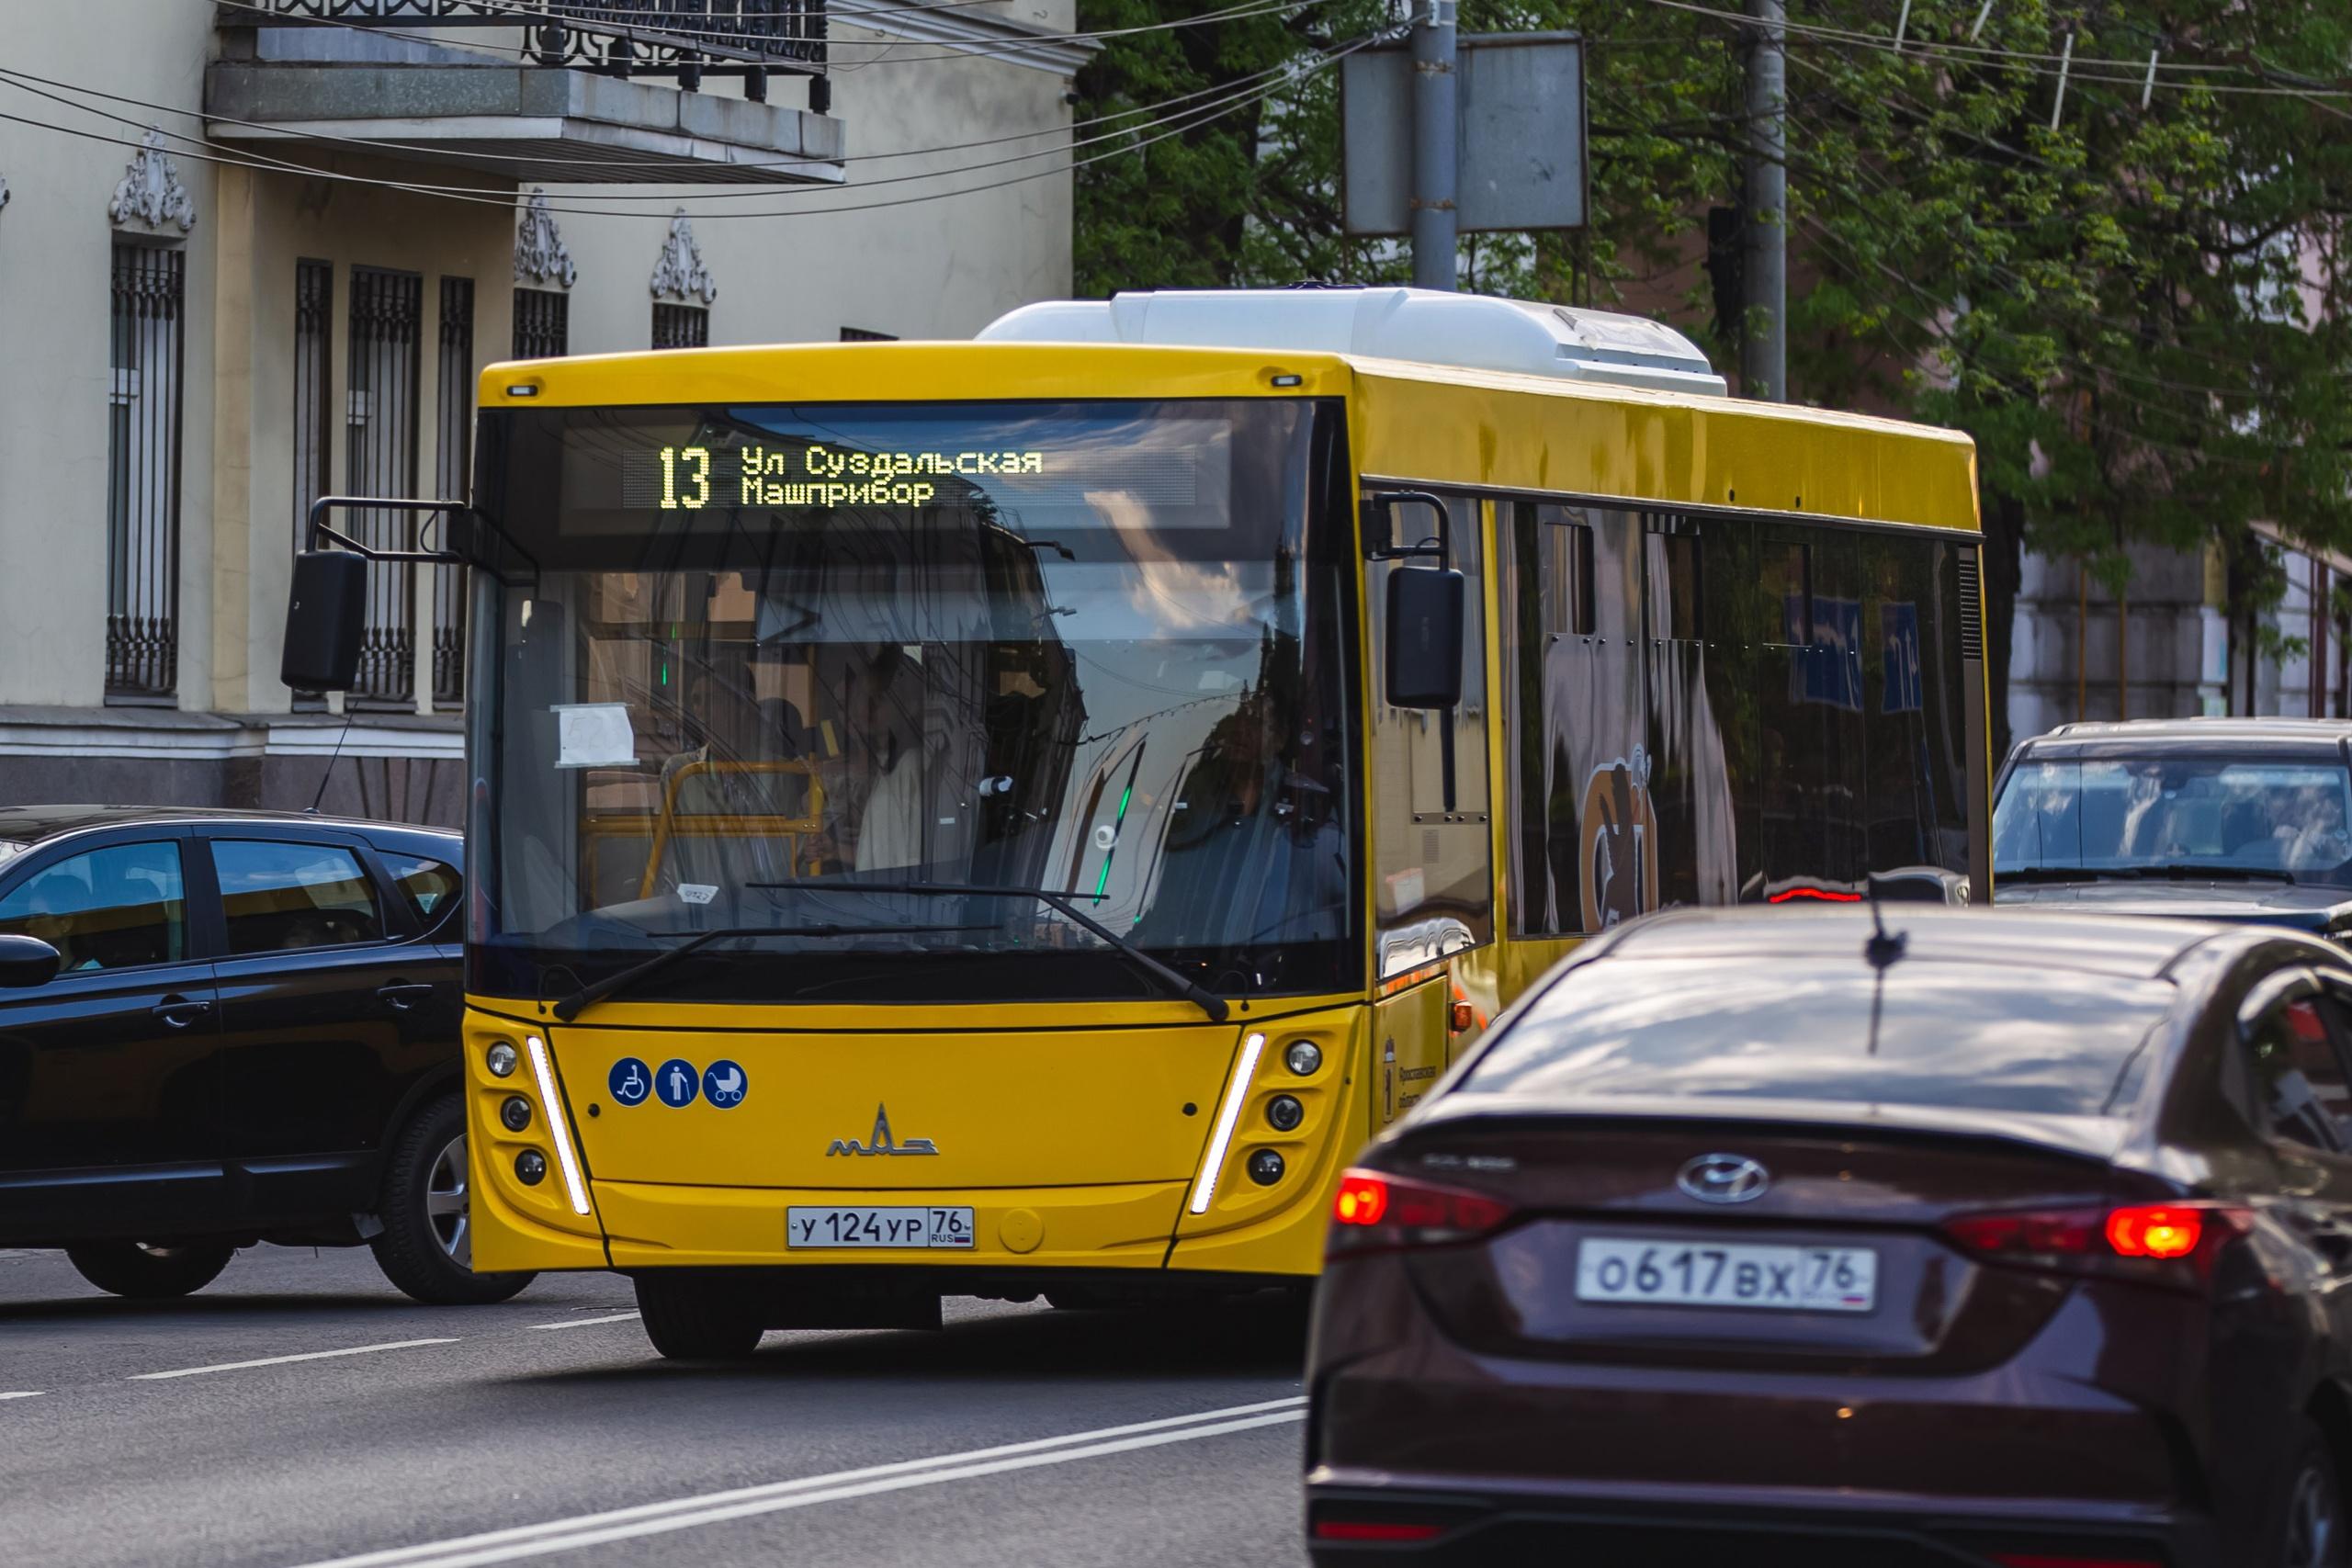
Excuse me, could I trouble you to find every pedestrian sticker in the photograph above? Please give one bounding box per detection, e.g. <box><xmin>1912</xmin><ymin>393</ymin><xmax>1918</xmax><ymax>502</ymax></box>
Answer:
<box><xmin>703</xmin><ymin>1059</ymin><xmax>748</xmax><ymax>1109</ymax></box>
<box><xmin>654</xmin><ymin>1058</ymin><xmax>700</xmax><ymax>1109</ymax></box>
<box><xmin>608</xmin><ymin>1056</ymin><xmax>651</xmax><ymax>1107</ymax></box>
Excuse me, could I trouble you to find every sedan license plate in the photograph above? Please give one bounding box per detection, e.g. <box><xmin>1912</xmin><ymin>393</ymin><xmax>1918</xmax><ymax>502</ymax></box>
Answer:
<box><xmin>1575</xmin><ymin>1237</ymin><xmax>1876</xmax><ymax>1313</ymax></box>
<box><xmin>786</xmin><ymin>1206</ymin><xmax>976</xmax><ymax>1250</ymax></box>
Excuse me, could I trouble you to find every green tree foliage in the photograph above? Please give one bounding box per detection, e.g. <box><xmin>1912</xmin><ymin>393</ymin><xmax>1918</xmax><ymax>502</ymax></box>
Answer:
<box><xmin>1075</xmin><ymin>0</ymin><xmax>2352</xmax><ymax>737</ymax></box>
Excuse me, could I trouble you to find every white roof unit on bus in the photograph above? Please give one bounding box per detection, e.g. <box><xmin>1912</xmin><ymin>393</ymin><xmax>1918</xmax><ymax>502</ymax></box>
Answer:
<box><xmin>977</xmin><ymin>287</ymin><xmax>1728</xmax><ymax>397</ymax></box>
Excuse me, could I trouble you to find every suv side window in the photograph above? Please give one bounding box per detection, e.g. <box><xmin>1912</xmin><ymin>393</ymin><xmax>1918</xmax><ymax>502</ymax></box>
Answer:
<box><xmin>381</xmin><ymin>852</ymin><xmax>460</xmax><ymax>929</ymax></box>
<box><xmin>213</xmin><ymin>840</ymin><xmax>383</xmax><ymax>954</ymax></box>
<box><xmin>2241</xmin><ymin>975</ymin><xmax>2352</xmax><ymax>1154</ymax></box>
<box><xmin>0</xmin><ymin>841</ymin><xmax>187</xmax><ymax>971</ymax></box>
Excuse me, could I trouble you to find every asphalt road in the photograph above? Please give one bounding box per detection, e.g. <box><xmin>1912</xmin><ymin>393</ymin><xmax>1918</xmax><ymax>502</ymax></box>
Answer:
<box><xmin>0</xmin><ymin>1246</ymin><xmax>1313</xmax><ymax>1568</ymax></box>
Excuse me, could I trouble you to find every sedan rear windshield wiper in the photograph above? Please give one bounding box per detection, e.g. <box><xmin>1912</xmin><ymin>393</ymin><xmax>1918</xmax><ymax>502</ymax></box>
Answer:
<box><xmin>748</xmin><ymin>878</ymin><xmax>1231</xmax><ymax>1023</ymax></box>
<box><xmin>2124</xmin><ymin>863</ymin><xmax>2298</xmax><ymax>885</ymax></box>
<box><xmin>549</xmin><ymin>922</ymin><xmax>978</xmax><ymax>1022</ymax></box>
<box><xmin>1993</xmin><ymin>866</ymin><xmax>2127</xmax><ymax>884</ymax></box>
<box><xmin>1996</xmin><ymin>863</ymin><xmax>2300</xmax><ymax>886</ymax></box>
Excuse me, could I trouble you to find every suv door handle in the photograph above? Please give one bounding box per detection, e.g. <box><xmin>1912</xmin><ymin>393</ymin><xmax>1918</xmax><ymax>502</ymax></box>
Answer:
<box><xmin>151</xmin><ymin>996</ymin><xmax>213</xmax><ymax>1028</ymax></box>
<box><xmin>377</xmin><ymin>982</ymin><xmax>435</xmax><ymax>1011</ymax></box>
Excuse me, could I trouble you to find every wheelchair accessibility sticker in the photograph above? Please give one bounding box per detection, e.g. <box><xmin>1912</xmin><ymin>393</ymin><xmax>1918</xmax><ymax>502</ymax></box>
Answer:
<box><xmin>702</xmin><ymin>1059</ymin><xmax>748</xmax><ymax>1109</ymax></box>
<box><xmin>608</xmin><ymin>1057</ymin><xmax>651</xmax><ymax>1107</ymax></box>
<box><xmin>609</xmin><ymin>1055</ymin><xmax>747</xmax><ymax>1109</ymax></box>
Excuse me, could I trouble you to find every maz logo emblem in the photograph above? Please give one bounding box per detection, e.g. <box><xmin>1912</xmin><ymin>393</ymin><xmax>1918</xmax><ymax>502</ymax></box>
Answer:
<box><xmin>1677</xmin><ymin>1153</ymin><xmax>1769</xmax><ymax>1205</ymax></box>
<box><xmin>827</xmin><ymin>1104</ymin><xmax>939</xmax><ymax>1157</ymax></box>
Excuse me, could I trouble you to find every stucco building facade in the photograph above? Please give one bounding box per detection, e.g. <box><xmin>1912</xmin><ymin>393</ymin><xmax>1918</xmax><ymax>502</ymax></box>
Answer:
<box><xmin>0</xmin><ymin>0</ymin><xmax>1081</xmax><ymax>822</ymax></box>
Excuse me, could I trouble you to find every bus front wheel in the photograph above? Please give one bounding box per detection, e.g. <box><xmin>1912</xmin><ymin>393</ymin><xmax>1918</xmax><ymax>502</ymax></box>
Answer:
<box><xmin>635</xmin><ymin>1272</ymin><xmax>766</xmax><ymax>1360</ymax></box>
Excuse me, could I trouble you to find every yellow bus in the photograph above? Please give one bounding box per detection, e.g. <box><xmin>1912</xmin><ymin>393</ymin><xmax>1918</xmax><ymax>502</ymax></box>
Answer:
<box><xmin>285</xmin><ymin>287</ymin><xmax>1990</xmax><ymax>1358</ymax></box>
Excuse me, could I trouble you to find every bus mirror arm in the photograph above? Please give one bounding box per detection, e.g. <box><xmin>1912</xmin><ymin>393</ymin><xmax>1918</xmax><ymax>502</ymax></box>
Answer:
<box><xmin>285</xmin><ymin>497</ymin><xmax>539</xmax><ymax>694</ymax></box>
<box><xmin>302</xmin><ymin>496</ymin><xmax>541</xmax><ymax>589</ymax></box>
<box><xmin>1362</xmin><ymin>491</ymin><xmax>1452</xmax><ymax>567</ymax></box>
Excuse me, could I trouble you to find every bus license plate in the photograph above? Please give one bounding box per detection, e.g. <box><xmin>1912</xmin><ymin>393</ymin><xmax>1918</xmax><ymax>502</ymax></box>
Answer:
<box><xmin>1575</xmin><ymin>1238</ymin><xmax>1876</xmax><ymax>1313</ymax></box>
<box><xmin>787</xmin><ymin>1206</ymin><xmax>976</xmax><ymax>1250</ymax></box>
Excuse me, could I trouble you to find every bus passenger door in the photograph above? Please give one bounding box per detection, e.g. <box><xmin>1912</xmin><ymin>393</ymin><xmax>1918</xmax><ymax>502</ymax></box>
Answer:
<box><xmin>1364</xmin><ymin>491</ymin><xmax>1491</xmax><ymax>1122</ymax></box>
<box><xmin>1753</xmin><ymin>526</ymin><xmax>1866</xmax><ymax>897</ymax></box>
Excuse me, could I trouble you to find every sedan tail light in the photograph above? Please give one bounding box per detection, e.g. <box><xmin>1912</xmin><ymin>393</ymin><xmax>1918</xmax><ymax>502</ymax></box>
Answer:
<box><xmin>1327</xmin><ymin>1168</ymin><xmax>1513</xmax><ymax>1258</ymax></box>
<box><xmin>1942</xmin><ymin>1201</ymin><xmax>2249</xmax><ymax>1283</ymax></box>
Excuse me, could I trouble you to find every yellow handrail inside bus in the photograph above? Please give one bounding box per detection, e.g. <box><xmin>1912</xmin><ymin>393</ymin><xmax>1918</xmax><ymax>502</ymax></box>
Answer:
<box><xmin>635</xmin><ymin>759</ymin><xmax>827</xmax><ymax>900</ymax></box>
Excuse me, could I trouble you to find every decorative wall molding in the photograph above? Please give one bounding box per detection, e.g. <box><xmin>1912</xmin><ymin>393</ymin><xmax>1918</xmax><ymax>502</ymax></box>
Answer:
<box><xmin>108</xmin><ymin>129</ymin><xmax>197</xmax><ymax>233</ymax></box>
<box><xmin>514</xmin><ymin>188</ymin><xmax>578</xmax><ymax>288</ymax></box>
<box><xmin>648</xmin><ymin>209</ymin><xmax>718</xmax><ymax>305</ymax></box>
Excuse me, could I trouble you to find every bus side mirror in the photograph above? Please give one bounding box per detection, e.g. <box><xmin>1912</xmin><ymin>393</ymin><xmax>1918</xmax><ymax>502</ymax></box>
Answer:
<box><xmin>281</xmin><ymin>550</ymin><xmax>368</xmax><ymax>693</ymax></box>
<box><xmin>0</xmin><ymin>935</ymin><xmax>60</xmax><ymax>989</ymax></box>
<box><xmin>1385</xmin><ymin>566</ymin><xmax>1465</xmax><ymax>709</ymax></box>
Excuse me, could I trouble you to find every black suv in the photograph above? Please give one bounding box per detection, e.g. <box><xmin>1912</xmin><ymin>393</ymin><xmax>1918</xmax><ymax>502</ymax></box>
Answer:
<box><xmin>0</xmin><ymin>807</ymin><xmax>529</xmax><ymax>1305</ymax></box>
<box><xmin>1994</xmin><ymin>717</ymin><xmax>2352</xmax><ymax>938</ymax></box>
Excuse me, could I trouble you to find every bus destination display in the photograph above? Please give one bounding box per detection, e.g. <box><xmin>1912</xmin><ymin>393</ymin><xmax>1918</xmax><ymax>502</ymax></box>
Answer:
<box><xmin>617</xmin><ymin>439</ymin><xmax>1205</xmax><ymax>513</ymax></box>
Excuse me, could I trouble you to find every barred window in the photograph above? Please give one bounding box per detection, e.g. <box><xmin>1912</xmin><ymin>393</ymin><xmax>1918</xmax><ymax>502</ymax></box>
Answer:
<box><xmin>653</xmin><ymin>302</ymin><xmax>709</xmax><ymax>349</ymax></box>
<box><xmin>514</xmin><ymin>288</ymin><xmax>568</xmax><ymax>360</ymax></box>
<box><xmin>347</xmin><ymin>266</ymin><xmax>424</xmax><ymax>707</ymax></box>
<box><xmin>434</xmin><ymin>277</ymin><xmax>476</xmax><ymax>708</ymax></box>
<box><xmin>106</xmin><ymin>243</ymin><xmax>187</xmax><ymax>703</ymax></box>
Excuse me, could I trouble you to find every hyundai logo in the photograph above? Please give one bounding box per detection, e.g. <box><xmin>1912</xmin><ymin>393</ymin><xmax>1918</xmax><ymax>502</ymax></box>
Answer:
<box><xmin>1677</xmin><ymin>1153</ymin><xmax>1770</xmax><ymax>1205</ymax></box>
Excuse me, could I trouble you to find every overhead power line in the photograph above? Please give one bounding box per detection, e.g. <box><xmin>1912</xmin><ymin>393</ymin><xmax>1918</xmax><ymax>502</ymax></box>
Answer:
<box><xmin>0</xmin><ymin>31</ymin><xmax>1376</xmax><ymax>223</ymax></box>
<box><xmin>207</xmin><ymin>0</ymin><xmax>1337</xmax><ymax>68</ymax></box>
<box><xmin>0</xmin><ymin>50</ymin><xmax>1317</xmax><ymax>201</ymax></box>
<box><xmin>1637</xmin><ymin>0</ymin><xmax>2352</xmax><ymax>100</ymax></box>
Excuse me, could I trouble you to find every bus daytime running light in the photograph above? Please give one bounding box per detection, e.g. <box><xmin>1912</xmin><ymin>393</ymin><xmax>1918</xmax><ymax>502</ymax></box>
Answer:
<box><xmin>1187</xmin><ymin>1032</ymin><xmax>1266</xmax><ymax>1214</ymax></box>
<box><xmin>524</xmin><ymin>1035</ymin><xmax>594</xmax><ymax>1216</ymax></box>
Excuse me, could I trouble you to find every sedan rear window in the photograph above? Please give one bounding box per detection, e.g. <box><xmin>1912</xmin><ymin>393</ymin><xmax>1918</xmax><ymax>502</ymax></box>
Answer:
<box><xmin>1996</xmin><ymin>755</ymin><xmax>2352</xmax><ymax>886</ymax></box>
<box><xmin>1465</xmin><ymin>958</ymin><xmax>2177</xmax><ymax>1117</ymax></box>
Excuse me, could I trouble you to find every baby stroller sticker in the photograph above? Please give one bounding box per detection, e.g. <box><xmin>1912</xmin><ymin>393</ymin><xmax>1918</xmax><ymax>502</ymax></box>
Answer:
<box><xmin>703</xmin><ymin>1059</ymin><xmax>748</xmax><ymax>1109</ymax></box>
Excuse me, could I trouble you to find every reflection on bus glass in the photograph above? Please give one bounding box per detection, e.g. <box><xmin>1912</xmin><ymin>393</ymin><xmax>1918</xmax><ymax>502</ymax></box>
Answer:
<box><xmin>472</xmin><ymin>400</ymin><xmax>1359</xmax><ymax>1006</ymax></box>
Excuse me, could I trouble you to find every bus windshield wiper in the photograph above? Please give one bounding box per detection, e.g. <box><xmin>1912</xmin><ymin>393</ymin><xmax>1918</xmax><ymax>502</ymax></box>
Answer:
<box><xmin>747</xmin><ymin>878</ymin><xmax>1231</xmax><ymax>1023</ymax></box>
<box><xmin>549</xmin><ymin>922</ymin><xmax>978</xmax><ymax>1022</ymax></box>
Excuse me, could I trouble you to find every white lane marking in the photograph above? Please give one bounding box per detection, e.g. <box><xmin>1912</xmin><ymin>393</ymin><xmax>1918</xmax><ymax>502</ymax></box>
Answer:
<box><xmin>287</xmin><ymin>1396</ymin><xmax>1308</xmax><ymax>1568</ymax></box>
<box><xmin>130</xmin><ymin>1338</ymin><xmax>459</xmax><ymax>1382</ymax></box>
<box><xmin>527</xmin><ymin>1313</ymin><xmax>639</xmax><ymax>1331</ymax></box>
<box><xmin>0</xmin><ymin>1392</ymin><xmax>43</xmax><ymax>1400</ymax></box>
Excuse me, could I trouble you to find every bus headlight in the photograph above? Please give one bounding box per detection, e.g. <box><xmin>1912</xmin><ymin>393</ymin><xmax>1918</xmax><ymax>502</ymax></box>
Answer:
<box><xmin>486</xmin><ymin>1042</ymin><xmax>519</xmax><ymax>1078</ymax></box>
<box><xmin>500</xmin><ymin>1096</ymin><xmax>533</xmax><ymax>1133</ymax></box>
<box><xmin>1283</xmin><ymin>1040</ymin><xmax>1322</xmax><ymax>1077</ymax></box>
<box><xmin>1266</xmin><ymin>1095</ymin><xmax>1304</xmax><ymax>1132</ymax></box>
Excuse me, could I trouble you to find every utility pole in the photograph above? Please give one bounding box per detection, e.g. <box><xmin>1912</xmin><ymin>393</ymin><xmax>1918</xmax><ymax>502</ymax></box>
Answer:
<box><xmin>1742</xmin><ymin>0</ymin><xmax>1787</xmax><ymax>400</ymax></box>
<box><xmin>1409</xmin><ymin>0</ymin><xmax>1458</xmax><ymax>291</ymax></box>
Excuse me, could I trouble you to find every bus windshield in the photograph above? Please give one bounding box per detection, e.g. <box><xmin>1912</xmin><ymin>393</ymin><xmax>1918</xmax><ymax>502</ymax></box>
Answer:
<box><xmin>468</xmin><ymin>398</ymin><xmax>1360</xmax><ymax>1006</ymax></box>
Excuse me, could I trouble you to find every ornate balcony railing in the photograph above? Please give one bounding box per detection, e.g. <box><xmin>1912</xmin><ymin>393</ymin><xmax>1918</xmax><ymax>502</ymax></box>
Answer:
<box><xmin>251</xmin><ymin>1</ymin><xmax>828</xmax><ymax>93</ymax></box>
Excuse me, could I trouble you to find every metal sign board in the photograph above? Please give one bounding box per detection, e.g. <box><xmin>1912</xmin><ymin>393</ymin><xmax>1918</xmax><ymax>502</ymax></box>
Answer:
<box><xmin>1341</xmin><ymin>32</ymin><xmax>1588</xmax><ymax>237</ymax></box>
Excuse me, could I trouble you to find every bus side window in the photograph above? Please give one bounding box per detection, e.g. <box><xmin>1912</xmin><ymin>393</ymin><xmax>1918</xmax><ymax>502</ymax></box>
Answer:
<box><xmin>1506</xmin><ymin>503</ymin><xmax>1645</xmax><ymax>936</ymax></box>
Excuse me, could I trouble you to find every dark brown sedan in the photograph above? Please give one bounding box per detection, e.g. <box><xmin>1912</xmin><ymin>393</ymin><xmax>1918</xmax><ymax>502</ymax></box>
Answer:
<box><xmin>1305</xmin><ymin>907</ymin><xmax>2352</xmax><ymax>1568</ymax></box>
